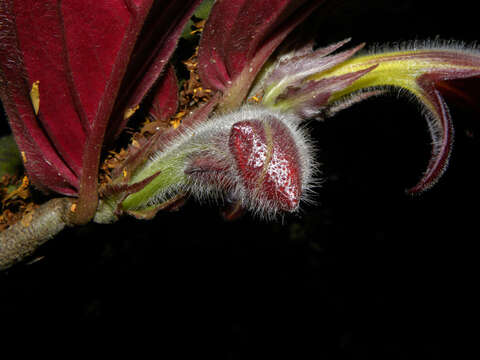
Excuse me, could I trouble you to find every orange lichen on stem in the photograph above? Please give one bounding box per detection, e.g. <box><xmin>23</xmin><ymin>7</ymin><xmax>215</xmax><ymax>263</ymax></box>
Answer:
<box><xmin>0</xmin><ymin>174</ymin><xmax>38</xmax><ymax>231</ymax></box>
<box><xmin>180</xmin><ymin>46</ymin><xmax>213</xmax><ymax>109</ymax></box>
<box><xmin>247</xmin><ymin>93</ymin><xmax>263</xmax><ymax>104</ymax></box>
<box><xmin>98</xmin><ymin>43</ymin><xmax>213</xmax><ymax>197</ymax></box>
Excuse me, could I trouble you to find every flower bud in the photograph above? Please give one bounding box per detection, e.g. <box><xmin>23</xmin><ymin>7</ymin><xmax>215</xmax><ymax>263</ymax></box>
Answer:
<box><xmin>229</xmin><ymin>118</ymin><xmax>302</xmax><ymax>211</ymax></box>
<box><xmin>122</xmin><ymin>106</ymin><xmax>316</xmax><ymax>219</ymax></box>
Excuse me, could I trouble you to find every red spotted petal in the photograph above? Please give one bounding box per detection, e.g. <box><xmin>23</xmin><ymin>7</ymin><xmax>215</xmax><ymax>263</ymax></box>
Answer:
<box><xmin>229</xmin><ymin>118</ymin><xmax>302</xmax><ymax>211</ymax></box>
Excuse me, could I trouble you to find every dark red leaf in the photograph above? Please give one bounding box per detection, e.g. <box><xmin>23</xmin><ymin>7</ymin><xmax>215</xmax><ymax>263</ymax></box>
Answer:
<box><xmin>0</xmin><ymin>0</ymin><xmax>153</xmax><ymax>196</ymax></box>
<box><xmin>108</xmin><ymin>0</ymin><xmax>201</xmax><ymax>139</ymax></box>
<box><xmin>198</xmin><ymin>0</ymin><xmax>326</xmax><ymax>108</ymax></box>
<box><xmin>0</xmin><ymin>0</ymin><xmax>200</xmax><ymax>223</ymax></box>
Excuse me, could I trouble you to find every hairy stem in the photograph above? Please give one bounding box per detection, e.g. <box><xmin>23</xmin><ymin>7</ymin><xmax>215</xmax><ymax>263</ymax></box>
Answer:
<box><xmin>0</xmin><ymin>197</ymin><xmax>75</xmax><ymax>270</ymax></box>
<box><xmin>121</xmin><ymin>146</ymin><xmax>197</xmax><ymax>210</ymax></box>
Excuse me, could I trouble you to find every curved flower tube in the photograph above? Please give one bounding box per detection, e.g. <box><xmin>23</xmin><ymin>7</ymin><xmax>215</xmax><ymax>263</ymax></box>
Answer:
<box><xmin>306</xmin><ymin>42</ymin><xmax>480</xmax><ymax>193</ymax></box>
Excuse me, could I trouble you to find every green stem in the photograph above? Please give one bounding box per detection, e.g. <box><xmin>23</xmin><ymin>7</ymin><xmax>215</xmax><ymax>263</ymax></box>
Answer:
<box><xmin>121</xmin><ymin>143</ymin><xmax>209</xmax><ymax>211</ymax></box>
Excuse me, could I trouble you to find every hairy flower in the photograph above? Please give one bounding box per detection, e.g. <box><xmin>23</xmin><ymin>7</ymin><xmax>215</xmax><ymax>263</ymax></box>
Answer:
<box><xmin>118</xmin><ymin>106</ymin><xmax>316</xmax><ymax>220</ymax></box>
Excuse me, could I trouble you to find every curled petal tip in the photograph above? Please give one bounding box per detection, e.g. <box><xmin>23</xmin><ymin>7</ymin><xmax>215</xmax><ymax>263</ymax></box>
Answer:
<box><xmin>405</xmin><ymin>87</ymin><xmax>454</xmax><ymax>195</ymax></box>
<box><xmin>310</xmin><ymin>41</ymin><xmax>480</xmax><ymax>193</ymax></box>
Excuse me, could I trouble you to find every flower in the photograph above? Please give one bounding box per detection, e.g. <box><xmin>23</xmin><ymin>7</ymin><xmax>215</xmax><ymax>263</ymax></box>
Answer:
<box><xmin>2</xmin><ymin>0</ymin><xmax>480</xmax><ymax>268</ymax></box>
<box><xmin>113</xmin><ymin>0</ymin><xmax>480</xmax><ymax>219</ymax></box>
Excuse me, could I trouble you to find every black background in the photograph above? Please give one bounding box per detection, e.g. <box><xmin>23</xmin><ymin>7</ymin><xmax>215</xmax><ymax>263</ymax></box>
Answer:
<box><xmin>0</xmin><ymin>0</ymin><xmax>477</xmax><ymax>358</ymax></box>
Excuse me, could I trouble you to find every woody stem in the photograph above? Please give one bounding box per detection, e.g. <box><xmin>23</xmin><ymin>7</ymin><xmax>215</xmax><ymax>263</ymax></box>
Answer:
<box><xmin>0</xmin><ymin>197</ymin><xmax>75</xmax><ymax>270</ymax></box>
